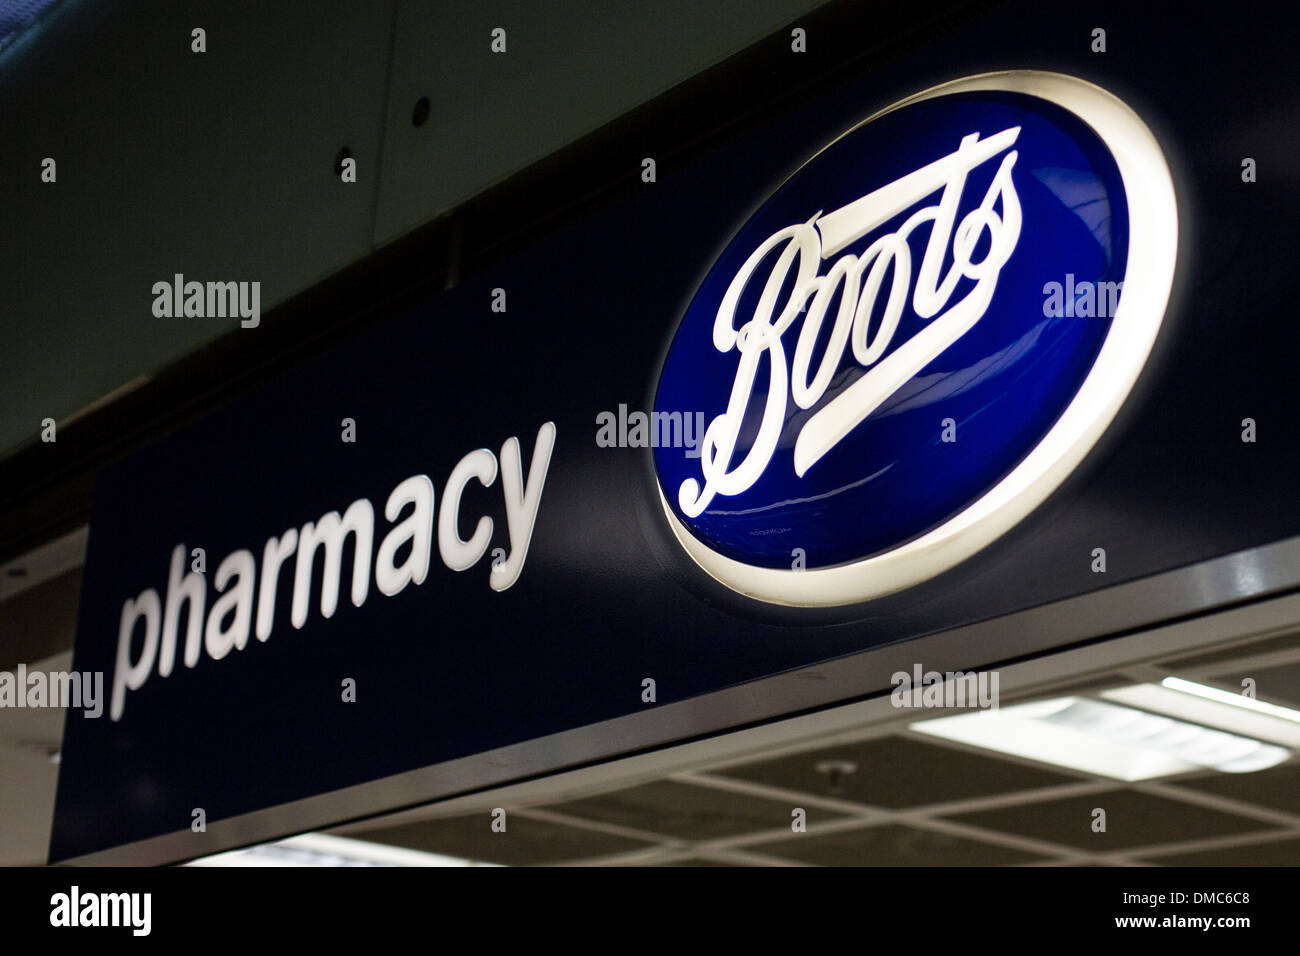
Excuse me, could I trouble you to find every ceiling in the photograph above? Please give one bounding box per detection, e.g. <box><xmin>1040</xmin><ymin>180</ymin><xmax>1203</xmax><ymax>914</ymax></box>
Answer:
<box><xmin>333</xmin><ymin>630</ymin><xmax>1300</xmax><ymax>865</ymax></box>
<box><xmin>0</xmin><ymin>0</ymin><xmax>831</xmax><ymax>461</ymax></box>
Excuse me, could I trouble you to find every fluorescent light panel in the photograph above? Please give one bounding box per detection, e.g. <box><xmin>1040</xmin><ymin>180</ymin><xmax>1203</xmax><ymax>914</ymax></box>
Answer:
<box><xmin>1102</xmin><ymin>681</ymin><xmax>1300</xmax><ymax>749</ymax></box>
<box><xmin>187</xmin><ymin>832</ymin><xmax>500</xmax><ymax>867</ymax></box>
<box><xmin>1160</xmin><ymin>676</ymin><xmax>1300</xmax><ymax>724</ymax></box>
<box><xmin>912</xmin><ymin>694</ymin><xmax>1292</xmax><ymax>781</ymax></box>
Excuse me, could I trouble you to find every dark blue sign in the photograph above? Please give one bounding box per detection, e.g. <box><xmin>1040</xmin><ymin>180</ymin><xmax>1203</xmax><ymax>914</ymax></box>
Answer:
<box><xmin>653</xmin><ymin>79</ymin><xmax>1170</xmax><ymax>606</ymax></box>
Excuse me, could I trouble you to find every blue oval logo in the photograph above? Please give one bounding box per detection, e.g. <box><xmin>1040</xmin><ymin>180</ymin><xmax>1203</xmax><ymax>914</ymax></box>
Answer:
<box><xmin>652</xmin><ymin>72</ymin><xmax>1177</xmax><ymax>606</ymax></box>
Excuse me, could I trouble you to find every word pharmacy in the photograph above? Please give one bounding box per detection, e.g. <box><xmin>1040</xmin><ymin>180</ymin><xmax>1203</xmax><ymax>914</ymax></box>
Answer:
<box><xmin>109</xmin><ymin>422</ymin><xmax>555</xmax><ymax>721</ymax></box>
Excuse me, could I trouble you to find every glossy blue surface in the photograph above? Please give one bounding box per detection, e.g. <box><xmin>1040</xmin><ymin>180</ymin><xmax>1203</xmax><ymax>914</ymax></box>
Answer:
<box><xmin>653</xmin><ymin>91</ymin><xmax>1129</xmax><ymax>570</ymax></box>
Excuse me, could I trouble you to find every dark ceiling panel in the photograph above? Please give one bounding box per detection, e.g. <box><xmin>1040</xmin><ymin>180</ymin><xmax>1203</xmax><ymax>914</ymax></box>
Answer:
<box><xmin>944</xmin><ymin>790</ymin><xmax>1276</xmax><ymax>852</ymax></box>
<box><xmin>749</xmin><ymin>822</ymin><xmax>1050</xmax><ymax>866</ymax></box>
<box><xmin>0</xmin><ymin>0</ymin><xmax>396</xmax><ymax>460</ymax></box>
<box><xmin>1172</xmin><ymin>763</ymin><xmax>1300</xmax><ymax>819</ymax></box>
<box><xmin>0</xmin><ymin>568</ymin><xmax>80</xmax><ymax>670</ymax></box>
<box><xmin>716</xmin><ymin>735</ymin><xmax>1079</xmax><ymax>809</ymax></box>
<box><xmin>374</xmin><ymin>0</ymin><xmax>832</xmax><ymax>243</ymax></box>
<box><xmin>1135</xmin><ymin>835</ymin><xmax>1300</xmax><ymax>867</ymax></box>
<box><xmin>545</xmin><ymin>779</ymin><xmax>847</xmax><ymax>841</ymax></box>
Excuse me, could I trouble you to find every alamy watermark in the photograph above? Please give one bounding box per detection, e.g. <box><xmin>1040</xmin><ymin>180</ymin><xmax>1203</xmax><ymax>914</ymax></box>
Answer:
<box><xmin>50</xmin><ymin>886</ymin><xmax>151</xmax><ymax>936</ymax></box>
<box><xmin>1042</xmin><ymin>273</ymin><xmax>1122</xmax><ymax>318</ymax></box>
<box><xmin>152</xmin><ymin>273</ymin><xmax>260</xmax><ymax>328</ymax></box>
<box><xmin>0</xmin><ymin>665</ymin><xmax>104</xmax><ymax>718</ymax></box>
<box><xmin>596</xmin><ymin>404</ymin><xmax>706</xmax><ymax>457</ymax></box>
<box><xmin>891</xmin><ymin>664</ymin><xmax>999</xmax><ymax>709</ymax></box>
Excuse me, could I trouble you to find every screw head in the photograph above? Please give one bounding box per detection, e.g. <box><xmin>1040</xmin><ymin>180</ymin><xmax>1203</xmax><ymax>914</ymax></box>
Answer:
<box><xmin>412</xmin><ymin>96</ymin><xmax>431</xmax><ymax>127</ymax></box>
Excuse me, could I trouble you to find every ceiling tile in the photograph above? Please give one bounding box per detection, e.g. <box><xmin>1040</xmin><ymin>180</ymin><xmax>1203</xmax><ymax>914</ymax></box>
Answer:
<box><xmin>944</xmin><ymin>789</ymin><xmax>1274</xmax><ymax>852</ymax></box>
<box><xmin>0</xmin><ymin>0</ymin><xmax>396</xmax><ymax>458</ymax></box>
<box><xmin>749</xmin><ymin>822</ymin><xmax>1050</xmax><ymax>866</ymax></box>
<box><xmin>546</xmin><ymin>779</ymin><xmax>846</xmax><ymax>840</ymax></box>
<box><xmin>374</xmin><ymin>0</ymin><xmax>830</xmax><ymax>244</ymax></box>
<box><xmin>1171</xmin><ymin>762</ymin><xmax>1300</xmax><ymax>818</ymax></box>
<box><xmin>1135</xmin><ymin>835</ymin><xmax>1300</xmax><ymax>866</ymax></box>
<box><xmin>715</xmin><ymin>734</ymin><xmax>1078</xmax><ymax>809</ymax></box>
<box><xmin>0</xmin><ymin>569</ymin><xmax>81</xmax><ymax>669</ymax></box>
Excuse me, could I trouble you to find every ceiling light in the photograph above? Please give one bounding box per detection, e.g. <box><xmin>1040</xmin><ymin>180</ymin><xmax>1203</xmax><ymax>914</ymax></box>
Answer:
<box><xmin>186</xmin><ymin>832</ymin><xmax>500</xmax><ymax>867</ymax></box>
<box><xmin>1159</xmin><ymin>676</ymin><xmax>1300</xmax><ymax>723</ymax></box>
<box><xmin>911</xmin><ymin>695</ymin><xmax>1291</xmax><ymax>781</ymax></box>
<box><xmin>1101</xmin><ymin>681</ymin><xmax>1300</xmax><ymax>749</ymax></box>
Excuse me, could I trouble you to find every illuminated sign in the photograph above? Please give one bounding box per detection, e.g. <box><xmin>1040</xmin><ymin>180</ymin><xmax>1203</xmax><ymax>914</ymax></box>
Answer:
<box><xmin>653</xmin><ymin>72</ymin><xmax>1178</xmax><ymax>606</ymax></box>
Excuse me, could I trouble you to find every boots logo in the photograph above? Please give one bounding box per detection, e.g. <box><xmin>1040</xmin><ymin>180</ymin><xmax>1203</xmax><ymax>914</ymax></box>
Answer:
<box><xmin>652</xmin><ymin>72</ymin><xmax>1177</xmax><ymax>607</ymax></box>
